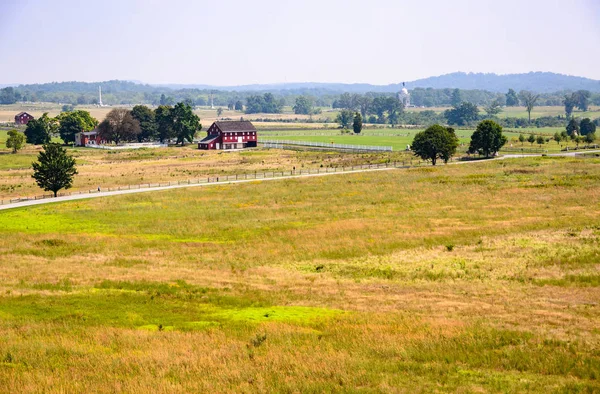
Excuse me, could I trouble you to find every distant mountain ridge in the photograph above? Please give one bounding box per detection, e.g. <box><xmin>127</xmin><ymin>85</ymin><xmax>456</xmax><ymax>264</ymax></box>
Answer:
<box><xmin>155</xmin><ymin>72</ymin><xmax>600</xmax><ymax>94</ymax></box>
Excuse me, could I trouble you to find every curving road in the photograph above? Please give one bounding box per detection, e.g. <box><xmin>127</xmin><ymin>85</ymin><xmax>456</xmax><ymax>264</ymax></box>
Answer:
<box><xmin>1</xmin><ymin>149</ymin><xmax>598</xmax><ymax>212</ymax></box>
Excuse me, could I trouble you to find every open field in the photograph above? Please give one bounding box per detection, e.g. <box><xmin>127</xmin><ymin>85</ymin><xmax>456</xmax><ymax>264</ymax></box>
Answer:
<box><xmin>0</xmin><ymin>156</ymin><xmax>599</xmax><ymax>392</ymax></box>
<box><xmin>0</xmin><ymin>141</ymin><xmax>411</xmax><ymax>199</ymax></box>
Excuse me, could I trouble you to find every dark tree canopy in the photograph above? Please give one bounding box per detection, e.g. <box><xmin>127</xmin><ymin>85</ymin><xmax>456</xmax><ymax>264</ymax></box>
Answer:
<box><xmin>97</xmin><ymin>108</ymin><xmax>141</xmax><ymax>144</ymax></box>
<box><xmin>411</xmin><ymin>124</ymin><xmax>459</xmax><ymax>166</ymax></box>
<box><xmin>131</xmin><ymin>105</ymin><xmax>157</xmax><ymax>142</ymax></box>
<box><xmin>468</xmin><ymin>120</ymin><xmax>507</xmax><ymax>158</ymax></box>
<box><xmin>155</xmin><ymin>105</ymin><xmax>174</xmax><ymax>142</ymax></box>
<box><xmin>24</xmin><ymin>113</ymin><xmax>56</xmax><ymax>145</ymax></box>
<box><xmin>566</xmin><ymin>118</ymin><xmax>580</xmax><ymax>137</ymax></box>
<box><xmin>580</xmin><ymin>118</ymin><xmax>596</xmax><ymax>136</ymax></box>
<box><xmin>31</xmin><ymin>143</ymin><xmax>77</xmax><ymax>197</ymax></box>
<box><xmin>352</xmin><ymin>112</ymin><xmax>363</xmax><ymax>134</ymax></box>
<box><xmin>484</xmin><ymin>98</ymin><xmax>503</xmax><ymax>117</ymax></box>
<box><xmin>170</xmin><ymin>102</ymin><xmax>202</xmax><ymax>144</ymax></box>
<box><xmin>450</xmin><ymin>89</ymin><xmax>462</xmax><ymax>107</ymax></box>
<box><xmin>56</xmin><ymin>110</ymin><xmax>98</xmax><ymax>144</ymax></box>
<box><xmin>444</xmin><ymin>102</ymin><xmax>479</xmax><ymax>126</ymax></box>
<box><xmin>505</xmin><ymin>89</ymin><xmax>519</xmax><ymax>106</ymax></box>
<box><xmin>564</xmin><ymin>94</ymin><xmax>577</xmax><ymax>118</ymax></box>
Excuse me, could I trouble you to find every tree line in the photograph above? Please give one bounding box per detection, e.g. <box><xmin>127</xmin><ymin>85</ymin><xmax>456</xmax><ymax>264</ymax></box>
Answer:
<box><xmin>22</xmin><ymin>103</ymin><xmax>202</xmax><ymax>146</ymax></box>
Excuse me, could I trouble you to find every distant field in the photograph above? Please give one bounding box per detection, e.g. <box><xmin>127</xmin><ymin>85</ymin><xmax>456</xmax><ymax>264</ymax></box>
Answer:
<box><xmin>0</xmin><ymin>156</ymin><xmax>599</xmax><ymax>391</ymax></box>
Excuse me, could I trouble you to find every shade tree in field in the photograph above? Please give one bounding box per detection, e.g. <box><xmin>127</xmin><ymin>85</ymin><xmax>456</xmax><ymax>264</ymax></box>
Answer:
<box><xmin>293</xmin><ymin>96</ymin><xmax>314</xmax><ymax>115</ymax></box>
<box><xmin>5</xmin><ymin>130</ymin><xmax>25</xmax><ymax>153</ymax></box>
<box><xmin>352</xmin><ymin>112</ymin><xmax>362</xmax><ymax>134</ymax></box>
<box><xmin>131</xmin><ymin>105</ymin><xmax>158</xmax><ymax>142</ymax></box>
<box><xmin>518</xmin><ymin>134</ymin><xmax>525</xmax><ymax>145</ymax></box>
<box><xmin>411</xmin><ymin>124</ymin><xmax>459</xmax><ymax>166</ymax></box>
<box><xmin>97</xmin><ymin>108</ymin><xmax>141</xmax><ymax>145</ymax></box>
<box><xmin>579</xmin><ymin>118</ymin><xmax>596</xmax><ymax>136</ymax></box>
<box><xmin>335</xmin><ymin>109</ymin><xmax>354</xmax><ymax>129</ymax></box>
<box><xmin>518</xmin><ymin>91</ymin><xmax>539</xmax><ymax>123</ymax></box>
<box><xmin>566</xmin><ymin>118</ymin><xmax>580</xmax><ymax>137</ymax></box>
<box><xmin>234</xmin><ymin>100</ymin><xmax>243</xmax><ymax>111</ymax></box>
<box><xmin>24</xmin><ymin>113</ymin><xmax>57</xmax><ymax>145</ymax></box>
<box><xmin>584</xmin><ymin>133</ymin><xmax>596</xmax><ymax>144</ymax></box>
<box><xmin>527</xmin><ymin>134</ymin><xmax>536</xmax><ymax>145</ymax></box>
<box><xmin>56</xmin><ymin>110</ymin><xmax>98</xmax><ymax>144</ymax></box>
<box><xmin>444</xmin><ymin>102</ymin><xmax>479</xmax><ymax>126</ymax></box>
<box><xmin>31</xmin><ymin>143</ymin><xmax>77</xmax><ymax>197</ymax></box>
<box><xmin>217</xmin><ymin>107</ymin><xmax>223</xmax><ymax>117</ymax></box>
<box><xmin>468</xmin><ymin>120</ymin><xmax>507</xmax><ymax>158</ymax></box>
<box><xmin>564</xmin><ymin>94</ymin><xmax>577</xmax><ymax>118</ymax></box>
<box><xmin>505</xmin><ymin>89</ymin><xmax>519</xmax><ymax>106</ymax></box>
<box><xmin>170</xmin><ymin>102</ymin><xmax>202</xmax><ymax>144</ymax></box>
<box><xmin>553</xmin><ymin>132</ymin><xmax>562</xmax><ymax>145</ymax></box>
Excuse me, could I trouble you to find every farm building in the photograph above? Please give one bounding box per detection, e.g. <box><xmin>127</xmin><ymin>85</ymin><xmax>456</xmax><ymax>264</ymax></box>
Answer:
<box><xmin>75</xmin><ymin>130</ymin><xmax>104</xmax><ymax>146</ymax></box>
<box><xmin>14</xmin><ymin>112</ymin><xmax>34</xmax><ymax>125</ymax></box>
<box><xmin>198</xmin><ymin>121</ymin><xmax>257</xmax><ymax>150</ymax></box>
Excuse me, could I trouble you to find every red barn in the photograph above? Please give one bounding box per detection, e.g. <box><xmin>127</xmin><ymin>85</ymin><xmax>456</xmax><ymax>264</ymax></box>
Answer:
<box><xmin>198</xmin><ymin>121</ymin><xmax>257</xmax><ymax>150</ymax></box>
<box><xmin>75</xmin><ymin>130</ymin><xmax>104</xmax><ymax>146</ymax></box>
<box><xmin>14</xmin><ymin>112</ymin><xmax>34</xmax><ymax>125</ymax></box>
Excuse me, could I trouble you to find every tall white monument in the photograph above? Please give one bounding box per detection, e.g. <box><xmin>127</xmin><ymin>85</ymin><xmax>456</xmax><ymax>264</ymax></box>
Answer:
<box><xmin>98</xmin><ymin>86</ymin><xmax>103</xmax><ymax>107</ymax></box>
<box><xmin>398</xmin><ymin>82</ymin><xmax>410</xmax><ymax>107</ymax></box>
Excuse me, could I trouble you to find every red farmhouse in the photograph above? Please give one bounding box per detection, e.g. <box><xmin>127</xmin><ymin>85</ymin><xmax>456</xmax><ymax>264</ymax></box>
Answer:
<box><xmin>75</xmin><ymin>130</ymin><xmax>104</xmax><ymax>147</ymax></box>
<box><xmin>198</xmin><ymin>121</ymin><xmax>257</xmax><ymax>150</ymax></box>
<box><xmin>14</xmin><ymin>112</ymin><xmax>34</xmax><ymax>125</ymax></box>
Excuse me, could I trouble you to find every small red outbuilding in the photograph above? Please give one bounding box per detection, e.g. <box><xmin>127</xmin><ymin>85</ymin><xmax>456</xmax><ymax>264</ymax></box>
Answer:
<box><xmin>14</xmin><ymin>112</ymin><xmax>34</xmax><ymax>125</ymax></box>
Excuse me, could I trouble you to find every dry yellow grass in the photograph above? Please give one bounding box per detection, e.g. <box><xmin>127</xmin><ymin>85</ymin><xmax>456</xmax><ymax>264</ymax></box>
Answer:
<box><xmin>0</xmin><ymin>156</ymin><xmax>599</xmax><ymax>392</ymax></box>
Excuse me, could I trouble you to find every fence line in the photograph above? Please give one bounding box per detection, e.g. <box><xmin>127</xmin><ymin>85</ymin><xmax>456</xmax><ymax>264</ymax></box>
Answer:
<box><xmin>259</xmin><ymin>140</ymin><xmax>393</xmax><ymax>152</ymax></box>
<box><xmin>0</xmin><ymin>160</ymin><xmax>439</xmax><ymax>205</ymax></box>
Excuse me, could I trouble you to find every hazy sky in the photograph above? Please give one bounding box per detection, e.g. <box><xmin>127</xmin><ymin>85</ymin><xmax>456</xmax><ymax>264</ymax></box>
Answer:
<box><xmin>1</xmin><ymin>0</ymin><xmax>599</xmax><ymax>85</ymax></box>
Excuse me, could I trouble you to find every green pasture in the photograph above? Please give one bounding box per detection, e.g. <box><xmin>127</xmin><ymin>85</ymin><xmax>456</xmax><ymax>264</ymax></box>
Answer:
<box><xmin>0</xmin><ymin>157</ymin><xmax>600</xmax><ymax>391</ymax></box>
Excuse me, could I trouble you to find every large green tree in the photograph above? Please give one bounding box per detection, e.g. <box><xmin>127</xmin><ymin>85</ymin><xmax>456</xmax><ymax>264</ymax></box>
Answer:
<box><xmin>467</xmin><ymin>120</ymin><xmax>507</xmax><ymax>158</ymax></box>
<box><xmin>444</xmin><ymin>102</ymin><xmax>479</xmax><ymax>126</ymax></box>
<box><xmin>155</xmin><ymin>105</ymin><xmax>174</xmax><ymax>142</ymax></box>
<box><xmin>293</xmin><ymin>96</ymin><xmax>313</xmax><ymax>115</ymax></box>
<box><xmin>56</xmin><ymin>110</ymin><xmax>98</xmax><ymax>144</ymax></box>
<box><xmin>170</xmin><ymin>102</ymin><xmax>202</xmax><ymax>144</ymax></box>
<box><xmin>336</xmin><ymin>110</ymin><xmax>354</xmax><ymax>129</ymax></box>
<box><xmin>131</xmin><ymin>105</ymin><xmax>157</xmax><ymax>142</ymax></box>
<box><xmin>6</xmin><ymin>130</ymin><xmax>25</xmax><ymax>153</ymax></box>
<box><xmin>518</xmin><ymin>91</ymin><xmax>539</xmax><ymax>123</ymax></box>
<box><xmin>505</xmin><ymin>89</ymin><xmax>519</xmax><ymax>106</ymax></box>
<box><xmin>564</xmin><ymin>94</ymin><xmax>577</xmax><ymax>118</ymax></box>
<box><xmin>580</xmin><ymin>118</ymin><xmax>596</xmax><ymax>136</ymax></box>
<box><xmin>411</xmin><ymin>124</ymin><xmax>459</xmax><ymax>166</ymax></box>
<box><xmin>31</xmin><ymin>143</ymin><xmax>77</xmax><ymax>197</ymax></box>
<box><xmin>24</xmin><ymin>113</ymin><xmax>56</xmax><ymax>145</ymax></box>
<box><xmin>97</xmin><ymin>108</ymin><xmax>141</xmax><ymax>144</ymax></box>
<box><xmin>450</xmin><ymin>89</ymin><xmax>462</xmax><ymax>107</ymax></box>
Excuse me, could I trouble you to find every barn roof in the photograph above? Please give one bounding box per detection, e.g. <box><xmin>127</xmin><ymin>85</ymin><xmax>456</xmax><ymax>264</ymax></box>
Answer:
<box><xmin>199</xmin><ymin>134</ymin><xmax>219</xmax><ymax>143</ymax></box>
<box><xmin>15</xmin><ymin>112</ymin><xmax>33</xmax><ymax>117</ymax></box>
<box><xmin>214</xmin><ymin>121</ymin><xmax>256</xmax><ymax>132</ymax></box>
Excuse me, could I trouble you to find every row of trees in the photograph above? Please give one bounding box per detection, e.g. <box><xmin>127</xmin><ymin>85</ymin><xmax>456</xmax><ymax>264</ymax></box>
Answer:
<box><xmin>23</xmin><ymin>103</ymin><xmax>201</xmax><ymax>146</ymax></box>
<box><xmin>412</xmin><ymin>120</ymin><xmax>507</xmax><ymax>165</ymax></box>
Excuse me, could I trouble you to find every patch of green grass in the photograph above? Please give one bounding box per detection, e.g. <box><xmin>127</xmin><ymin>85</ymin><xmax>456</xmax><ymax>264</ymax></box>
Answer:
<box><xmin>534</xmin><ymin>274</ymin><xmax>600</xmax><ymax>287</ymax></box>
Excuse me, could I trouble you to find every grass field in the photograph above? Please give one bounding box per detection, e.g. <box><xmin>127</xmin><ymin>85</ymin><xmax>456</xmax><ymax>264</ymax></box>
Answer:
<box><xmin>0</xmin><ymin>140</ymin><xmax>411</xmax><ymax>199</ymax></box>
<box><xmin>0</xmin><ymin>156</ymin><xmax>599</xmax><ymax>392</ymax></box>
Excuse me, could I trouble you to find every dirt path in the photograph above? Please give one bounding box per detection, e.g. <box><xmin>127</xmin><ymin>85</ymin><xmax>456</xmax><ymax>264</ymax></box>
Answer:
<box><xmin>1</xmin><ymin>150</ymin><xmax>598</xmax><ymax>211</ymax></box>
